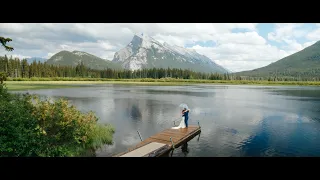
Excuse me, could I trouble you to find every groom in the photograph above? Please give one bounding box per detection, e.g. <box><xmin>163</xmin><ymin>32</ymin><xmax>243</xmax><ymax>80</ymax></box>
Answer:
<box><xmin>183</xmin><ymin>108</ymin><xmax>190</xmax><ymax>128</ymax></box>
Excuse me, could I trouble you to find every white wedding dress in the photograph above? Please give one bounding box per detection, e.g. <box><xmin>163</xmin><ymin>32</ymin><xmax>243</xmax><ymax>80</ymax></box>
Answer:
<box><xmin>172</xmin><ymin>116</ymin><xmax>186</xmax><ymax>129</ymax></box>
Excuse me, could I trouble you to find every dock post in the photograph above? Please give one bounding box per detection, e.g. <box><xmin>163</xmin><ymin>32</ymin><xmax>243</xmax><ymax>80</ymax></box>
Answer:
<box><xmin>170</xmin><ymin>137</ymin><xmax>175</xmax><ymax>149</ymax></box>
<box><xmin>197</xmin><ymin>132</ymin><xmax>201</xmax><ymax>142</ymax></box>
<box><xmin>198</xmin><ymin>121</ymin><xmax>201</xmax><ymax>128</ymax></box>
<box><xmin>174</xmin><ymin>121</ymin><xmax>176</xmax><ymax>126</ymax></box>
<box><xmin>137</xmin><ymin>131</ymin><xmax>143</xmax><ymax>141</ymax></box>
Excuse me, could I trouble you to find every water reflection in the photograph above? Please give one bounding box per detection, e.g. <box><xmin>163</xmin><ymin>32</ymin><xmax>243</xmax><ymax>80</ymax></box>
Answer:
<box><xmin>104</xmin><ymin>97</ymin><xmax>184</xmax><ymax>156</ymax></box>
<box><xmin>144</xmin><ymin>89</ymin><xmax>214</xmax><ymax>97</ymax></box>
<box><xmin>269</xmin><ymin>88</ymin><xmax>320</xmax><ymax>98</ymax></box>
<box><xmin>238</xmin><ymin>112</ymin><xmax>320</xmax><ymax>157</ymax></box>
<box><xmin>13</xmin><ymin>84</ymin><xmax>320</xmax><ymax>157</ymax></box>
<box><xmin>181</xmin><ymin>143</ymin><xmax>189</xmax><ymax>156</ymax></box>
<box><xmin>130</xmin><ymin>104</ymin><xmax>142</xmax><ymax>120</ymax></box>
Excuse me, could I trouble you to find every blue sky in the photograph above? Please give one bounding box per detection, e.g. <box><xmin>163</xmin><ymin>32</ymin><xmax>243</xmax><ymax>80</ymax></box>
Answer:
<box><xmin>0</xmin><ymin>23</ymin><xmax>319</xmax><ymax>72</ymax></box>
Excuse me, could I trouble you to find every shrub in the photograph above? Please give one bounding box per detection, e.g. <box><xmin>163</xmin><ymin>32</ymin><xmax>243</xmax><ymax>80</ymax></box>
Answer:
<box><xmin>0</xmin><ymin>85</ymin><xmax>41</xmax><ymax>156</ymax></box>
<box><xmin>0</xmin><ymin>84</ymin><xmax>115</xmax><ymax>157</ymax></box>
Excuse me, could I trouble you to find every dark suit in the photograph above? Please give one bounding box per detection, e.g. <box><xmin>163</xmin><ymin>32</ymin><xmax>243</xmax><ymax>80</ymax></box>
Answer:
<box><xmin>183</xmin><ymin>110</ymin><xmax>189</xmax><ymax>127</ymax></box>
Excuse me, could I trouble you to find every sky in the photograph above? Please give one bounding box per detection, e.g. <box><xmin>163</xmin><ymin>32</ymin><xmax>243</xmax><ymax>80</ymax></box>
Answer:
<box><xmin>0</xmin><ymin>23</ymin><xmax>320</xmax><ymax>72</ymax></box>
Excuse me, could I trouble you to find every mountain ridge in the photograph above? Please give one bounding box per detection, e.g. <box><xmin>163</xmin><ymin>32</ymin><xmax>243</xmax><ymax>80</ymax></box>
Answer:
<box><xmin>112</xmin><ymin>34</ymin><xmax>230</xmax><ymax>73</ymax></box>
<box><xmin>44</xmin><ymin>34</ymin><xmax>230</xmax><ymax>74</ymax></box>
<box><xmin>46</xmin><ymin>50</ymin><xmax>122</xmax><ymax>70</ymax></box>
<box><xmin>234</xmin><ymin>40</ymin><xmax>320</xmax><ymax>79</ymax></box>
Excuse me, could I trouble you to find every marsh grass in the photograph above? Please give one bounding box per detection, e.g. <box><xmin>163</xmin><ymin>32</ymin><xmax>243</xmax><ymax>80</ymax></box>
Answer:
<box><xmin>5</xmin><ymin>77</ymin><xmax>320</xmax><ymax>90</ymax></box>
<box><xmin>88</xmin><ymin>124</ymin><xmax>115</xmax><ymax>150</ymax></box>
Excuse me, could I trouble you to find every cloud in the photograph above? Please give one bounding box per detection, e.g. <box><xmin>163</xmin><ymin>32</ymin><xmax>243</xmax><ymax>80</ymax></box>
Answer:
<box><xmin>303</xmin><ymin>41</ymin><xmax>317</xmax><ymax>48</ymax></box>
<box><xmin>267</xmin><ymin>23</ymin><xmax>306</xmax><ymax>43</ymax></box>
<box><xmin>190</xmin><ymin>42</ymin><xmax>289</xmax><ymax>72</ymax></box>
<box><xmin>214</xmin><ymin>31</ymin><xmax>266</xmax><ymax>45</ymax></box>
<box><xmin>306</xmin><ymin>28</ymin><xmax>320</xmax><ymax>41</ymax></box>
<box><xmin>0</xmin><ymin>23</ymin><xmax>319</xmax><ymax>72</ymax></box>
<box><xmin>43</xmin><ymin>40</ymin><xmax>118</xmax><ymax>59</ymax></box>
<box><xmin>3</xmin><ymin>54</ymin><xmax>31</xmax><ymax>60</ymax></box>
<box><xmin>267</xmin><ymin>23</ymin><xmax>318</xmax><ymax>52</ymax></box>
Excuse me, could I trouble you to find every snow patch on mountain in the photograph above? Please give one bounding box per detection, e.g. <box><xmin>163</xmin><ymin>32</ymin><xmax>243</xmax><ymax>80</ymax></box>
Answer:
<box><xmin>53</xmin><ymin>56</ymin><xmax>63</xmax><ymax>62</ymax></box>
<box><xmin>112</xmin><ymin>33</ymin><xmax>230</xmax><ymax>73</ymax></box>
<box><xmin>72</xmin><ymin>51</ymin><xmax>95</xmax><ymax>57</ymax></box>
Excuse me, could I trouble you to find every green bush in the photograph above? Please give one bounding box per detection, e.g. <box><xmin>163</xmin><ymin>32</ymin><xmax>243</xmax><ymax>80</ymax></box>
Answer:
<box><xmin>0</xmin><ymin>84</ymin><xmax>115</xmax><ymax>157</ymax></box>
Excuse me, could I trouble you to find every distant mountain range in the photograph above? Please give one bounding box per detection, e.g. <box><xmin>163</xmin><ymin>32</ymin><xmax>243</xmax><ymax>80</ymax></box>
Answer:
<box><xmin>40</xmin><ymin>34</ymin><xmax>320</xmax><ymax>78</ymax></box>
<box><xmin>46</xmin><ymin>34</ymin><xmax>230</xmax><ymax>74</ymax></box>
<box><xmin>26</xmin><ymin>57</ymin><xmax>47</xmax><ymax>64</ymax></box>
<box><xmin>234</xmin><ymin>41</ymin><xmax>320</xmax><ymax>78</ymax></box>
<box><xmin>46</xmin><ymin>50</ymin><xmax>122</xmax><ymax>70</ymax></box>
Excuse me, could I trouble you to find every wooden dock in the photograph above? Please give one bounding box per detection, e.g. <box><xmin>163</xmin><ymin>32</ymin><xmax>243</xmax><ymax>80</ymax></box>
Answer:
<box><xmin>114</xmin><ymin>125</ymin><xmax>201</xmax><ymax>157</ymax></box>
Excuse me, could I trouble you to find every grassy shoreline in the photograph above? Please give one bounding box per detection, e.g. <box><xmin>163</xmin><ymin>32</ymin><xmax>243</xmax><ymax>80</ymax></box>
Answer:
<box><xmin>5</xmin><ymin>80</ymin><xmax>194</xmax><ymax>91</ymax></box>
<box><xmin>5</xmin><ymin>77</ymin><xmax>320</xmax><ymax>91</ymax></box>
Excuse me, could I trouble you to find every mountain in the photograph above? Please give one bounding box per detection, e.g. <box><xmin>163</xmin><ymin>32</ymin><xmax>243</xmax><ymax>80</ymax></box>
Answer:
<box><xmin>112</xmin><ymin>34</ymin><xmax>230</xmax><ymax>74</ymax></box>
<box><xmin>46</xmin><ymin>50</ymin><xmax>122</xmax><ymax>70</ymax></box>
<box><xmin>235</xmin><ymin>41</ymin><xmax>320</xmax><ymax>79</ymax></box>
<box><xmin>26</xmin><ymin>57</ymin><xmax>47</xmax><ymax>64</ymax></box>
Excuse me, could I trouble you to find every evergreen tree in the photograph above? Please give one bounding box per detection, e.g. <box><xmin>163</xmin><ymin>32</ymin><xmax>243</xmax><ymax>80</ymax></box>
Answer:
<box><xmin>0</xmin><ymin>36</ymin><xmax>14</xmax><ymax>51</ymax></box>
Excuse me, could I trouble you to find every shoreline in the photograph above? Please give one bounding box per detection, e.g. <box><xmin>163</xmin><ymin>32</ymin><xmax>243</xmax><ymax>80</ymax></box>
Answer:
<box><xmin>4</xmin><ymin>79</ymin><xmax>320</xmax><ymax>91</ymax></box>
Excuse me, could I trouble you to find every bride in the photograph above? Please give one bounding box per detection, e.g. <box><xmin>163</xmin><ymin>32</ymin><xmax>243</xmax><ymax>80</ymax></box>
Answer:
<box><xmin>172</xmin><ymin>108</ymin><xmax>188</xmax><ymax>129</ymax></box>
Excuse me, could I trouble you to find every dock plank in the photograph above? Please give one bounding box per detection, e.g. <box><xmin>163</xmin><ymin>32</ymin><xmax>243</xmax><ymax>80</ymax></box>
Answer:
<box><xmin>120</xmin><ymin>142</ymin><xmax>168</xmax><ymax>157</ymax></box>
<box><xmin>162</xmin><ymin>128</ymin><xmax>197</xmax><ymax>134</ymax></box>
<box><xmin>113</xmin><ymin>125</ymin><xmax>201</xmax><ymax>157</ymax></box>
<box><xmin>150</xmin><ymin>134</ymin><xmax>181</xmax><ymax>142</ymax></box>
<box><xmin>154</xmin><ymin>133</ymin><xmax>185</xmax><ymax>140</ymax></box>
<box><xmin>139</xmin><ymin>138</ymin><xmax>172</xmax><ymax>146</ymax></box>
<box><xmin>161</xmin><ymin>129</ymin><xmax>197</xmax><ymax>136</ymax></box>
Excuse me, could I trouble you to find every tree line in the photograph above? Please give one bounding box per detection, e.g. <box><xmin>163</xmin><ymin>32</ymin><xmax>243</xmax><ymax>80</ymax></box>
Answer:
<box><xmin>1</xmin><ymin>55</ymin><xmax>320</xmax><ymax>81</ymax></box>
<box><xmin>0</xmin><ymin>55</ymin><xmax>236</xmax><ymax>80</ymax></box>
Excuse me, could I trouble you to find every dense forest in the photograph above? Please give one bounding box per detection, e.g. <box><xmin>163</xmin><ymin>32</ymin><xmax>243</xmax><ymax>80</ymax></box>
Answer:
<box><xmin>1</xmin><ymin>55</ymin><xmax>320</xmax><ymax>81</ymax></box>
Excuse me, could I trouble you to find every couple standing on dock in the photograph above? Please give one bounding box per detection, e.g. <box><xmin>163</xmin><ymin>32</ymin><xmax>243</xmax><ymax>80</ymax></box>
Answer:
<box><xmin>172</xmin><ymin>106</ymin><xmax>190</xmax><ymax>129</ymax></box>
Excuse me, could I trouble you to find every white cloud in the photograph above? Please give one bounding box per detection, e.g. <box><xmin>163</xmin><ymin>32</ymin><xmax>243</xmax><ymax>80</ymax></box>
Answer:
<box><xmin>306</xmin><ymin>28</ymin><xmax>320</xmax><ymax>41</ymax></box>
<box><xmin>214</xmin><ymin>31</ymin><xmax>266</xmax><ymax>45</ymax></box>
<box><xmin>190</xmin><ymin>43</ymin><xmax>289</xmax><ymax>72</ymax></box>
<box><xmin>0</xmin><ymin>23</ymin><xmax>30</xmax><ymax>34</ymax></box>
<box><xmin>43</xmin><ymin>40</ymin><xmax>118</xmax><ymax>60</ymax></box>
<box><xmin>4</xmin><ymin>54</ymin><xmax>31</xmax><ymax>60</ymax></box>
<box><xmin>303</xmin><ymin>41</ymin><xmax>317</xmax><ymax>48</ymax></box>
<box><xmin>0</xmin><ymin>23</ymin><xmax>318</xmax><ymax>72</ymax></box>
<box><xmin>281</xmin><ymin>39</ymin><xmax>304</xmax><ymax>52</ymax></box>
<box><xmin>46</xmin><ymin>52</ymin><xmax>55</xmax><ymax>59</ymax></box>
<box><xmin>267</xmin><ymin>23</ymin><xmax>306</xmax><ymax>43</ymax></box>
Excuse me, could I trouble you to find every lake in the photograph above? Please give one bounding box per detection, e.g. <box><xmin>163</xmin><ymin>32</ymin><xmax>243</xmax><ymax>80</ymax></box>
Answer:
<box><xmin>14</xmin><ymin>84</ymin><xmax>320</xmax><ymax>157</ymax></box>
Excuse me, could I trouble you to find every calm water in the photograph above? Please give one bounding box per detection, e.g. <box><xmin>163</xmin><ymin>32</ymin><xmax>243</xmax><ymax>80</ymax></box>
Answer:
<box><xmin>15</xmin><ymin>84</ymin><xmax>320</xmax><ymax>157</ymax></box>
